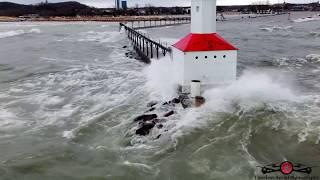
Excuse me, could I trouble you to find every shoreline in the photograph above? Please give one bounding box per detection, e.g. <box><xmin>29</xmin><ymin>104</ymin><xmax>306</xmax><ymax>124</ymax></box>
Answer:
<box><xmin>1</xmin><ymin>12</ymin><xmax>319</xmax><ymax>23</ymax></box>
<box><xmin>0</xmin><ymin>15</ymin><xmax>191</xmax><ymax>23</ymax></box>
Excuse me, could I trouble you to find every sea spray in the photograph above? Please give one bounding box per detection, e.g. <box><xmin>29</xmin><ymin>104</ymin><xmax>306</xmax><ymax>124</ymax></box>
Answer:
<box><xmin>204</xmin><ymin>71</ymin><xmax>297</xmax><ymax>110</ymax></box>
<box><xmin>168</xmin><ymin>71</ymin><xmax>297</xmax><ymax>138</ymax></box>
<box><xmin>142</xmin><ymin>55</ymin><xmax>299</xmax><ymax>146</ymax></box>
<box><xmin>143</xmin><ymin>56</ymin><xmax>180</xmax><ymax>101</ymax></box>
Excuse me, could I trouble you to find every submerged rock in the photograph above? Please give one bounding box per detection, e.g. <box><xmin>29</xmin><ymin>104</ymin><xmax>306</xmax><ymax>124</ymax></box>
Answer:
<box><xmin>147</xmin><ymin>101</ymin><xmax>158</xmax><ymax>107</ymax></box>
<box><xmin>145</xmin><ymin>107</ymin><xmax>156</xmax><ymax>113</ymax></box>
<box><xmin>133</xmin><ymin>96</ymin><xmax>204</xmax><ymax>137</ymax></box>
<box><xmin>133</xmin><ymin>114</ymin><xmax>157</xmax><ymax>122</ymax></box>
<box><xmin>136</xmin><ymin>121</ymin><xmax>156</xmax><ymax>136</ymax></box>
<box><xmin>163</xmin><ymin>111</ymin><xmax>174</xmax><ymax>117</ymax></box>
<box><xmin>179</xmin><ymin>94</ymin><xmax>192</xmax><ymax>109</ymax></box>
<box><xmin>157</xmin><ymin>124</ymin><xmax>164</xmax><ymax>129</ymax></box>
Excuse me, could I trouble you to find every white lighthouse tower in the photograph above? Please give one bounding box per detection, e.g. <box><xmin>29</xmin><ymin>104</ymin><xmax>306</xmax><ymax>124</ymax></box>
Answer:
<box><xmin>172</xmin><ymin>0</ymin><xmax>238</xmax><ymax>93</ymax></box>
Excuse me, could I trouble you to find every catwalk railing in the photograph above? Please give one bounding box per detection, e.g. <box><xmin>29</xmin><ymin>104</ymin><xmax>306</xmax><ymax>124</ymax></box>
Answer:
<box><xmin>120</xmin><ymin>23</ymin><xmax>172</xmax><ymax>63</ymax></box>
<box><xmin>126</xmin><ymin>17</ymin><xmax>191</xmax><ymax>29</ymax></box>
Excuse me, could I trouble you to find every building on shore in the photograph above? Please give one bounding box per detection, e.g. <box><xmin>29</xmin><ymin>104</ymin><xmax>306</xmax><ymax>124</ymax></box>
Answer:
<box><xmin>115</xmin><ymin>0</ymin><xmax>127</xmax><ymax>10</ymax></box>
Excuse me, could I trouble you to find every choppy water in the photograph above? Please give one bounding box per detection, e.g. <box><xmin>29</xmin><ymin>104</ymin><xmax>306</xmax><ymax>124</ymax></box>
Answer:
<box><xmin>0</xmin><ymin>12</ymin><xmax>320</xmax><ymax>180</ymax></box>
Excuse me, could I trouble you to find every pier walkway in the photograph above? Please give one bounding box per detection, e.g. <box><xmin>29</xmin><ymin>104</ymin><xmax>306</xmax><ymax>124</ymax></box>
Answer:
<box><xmin>120</xmin><ymin>23</ymin><xmax>171</xmax><ymax>63</ymax></box>
<box><xmin>126</xmin><ymin>17</ymin><xmax>191</xmax><ymax>29</ymax></box>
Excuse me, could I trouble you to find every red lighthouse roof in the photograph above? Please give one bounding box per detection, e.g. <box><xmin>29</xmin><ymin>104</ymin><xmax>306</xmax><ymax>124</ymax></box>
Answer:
<box><xmin>173</xmin><ymin>33</ymin><xmax>238</xmax><ymax>52</ymax></box>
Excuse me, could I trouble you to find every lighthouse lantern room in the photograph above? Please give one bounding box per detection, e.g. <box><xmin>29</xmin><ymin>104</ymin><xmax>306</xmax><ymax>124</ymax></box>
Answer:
<box><xmin>172</xmin><ymin>0</ymin><xmax>238</xmax><ymax>93</ymax></box>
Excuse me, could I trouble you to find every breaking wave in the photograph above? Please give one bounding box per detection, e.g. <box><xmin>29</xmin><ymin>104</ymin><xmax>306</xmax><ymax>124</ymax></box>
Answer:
<box><xmin>133</xmin><ymin>56</ymin><xmax>306</xmax><ymax>147</ymax></box>
<box><xmin>273</xmin><ymin>54</ymin><xmax>320</xmax><ymax>69</ymax></box>
<box><xmin>307</xmin><ymin>31</ymin><xmax>320</xmax><ymax>38</ymax></box>
<box><xmin>78</xmin><ymin>30</ymin><xmax>121</xmax><ymax>43</ymax></box>
<box><xmin>0</xmin><ymin>28</ymin><xmax>41</xmax><ymax>39</ymax></box>
<box><xmin>260</xmin><ymin>25</ymin><xmax>292</xmax><ymax>32</ymax></box>
<box><xmin>143</xmin><ymin>56</ymin><xmax>179</xmax><ymax>100</ymax></box>
<box><xmin>293</xmin><ymin>15</ymin><xmax>320</xmax><ymax>23</ymax></box>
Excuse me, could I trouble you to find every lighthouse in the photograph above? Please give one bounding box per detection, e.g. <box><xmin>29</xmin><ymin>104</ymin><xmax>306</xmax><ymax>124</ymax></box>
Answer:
<box><xmin>172</xmin><ymin>0</ymin><xmax>238</xmax><ymax>93</ymax></box>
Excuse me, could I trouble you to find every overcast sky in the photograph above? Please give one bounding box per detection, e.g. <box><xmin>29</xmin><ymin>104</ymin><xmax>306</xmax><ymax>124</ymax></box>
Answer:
<box><xmin>8</xmin><ymin>0</ymin><xmax>313</xmax><ymax>8</ymax></box>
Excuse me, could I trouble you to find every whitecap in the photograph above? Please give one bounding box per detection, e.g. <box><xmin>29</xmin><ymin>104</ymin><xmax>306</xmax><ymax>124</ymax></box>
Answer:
<box><xmin>293</xmin><ymin>16</ymin><xmax>320</xmax><ymax>23</ymax></box>
<box><xmin>260</xmin><ymin>25</ymin><xmax>292</xmax><ymax>32</ymax></box>
<box><xmin>62</xmin><ymin>130</ymin><xmax>75</xmax><ymax>139</ymax></box>
<box><xmin>29</xmin><ymin>28</ymin><xmax>41</xmax><ymax>33</ymax></box>
<box><xmin>306</xmin><ymin>54</ymin><xmax>320</xmax><ymax>62</ymax></box>
<box><xmin>123</xmin><ymin>161</ymin><xmax>153</xmax><ymax>171</ymax></box>
<box><xmin>0</xmin><ymin>30</ymin><xmax>25</xmax><ymax>39</ymax></box>
<box><xmin>78</xmin><ymin>31</ymin><xmax>121</xmax><ymax>43</ymax></box>
<box><xmin>0</xmin><ymin>28</ymin><xmax>41</xmax><ymax>39</ymax></box>
<box><xmin>0</xmin><ymin>109</ymin><xmax>25</xmax><ymax>129</ymax></box>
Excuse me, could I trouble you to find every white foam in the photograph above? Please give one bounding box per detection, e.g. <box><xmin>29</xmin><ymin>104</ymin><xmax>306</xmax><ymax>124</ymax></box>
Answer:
<box><xmin>0</xmin><ymin>30</ymin><xmax>25</xmax><ymax>39</ymax></box>
<box><xmin>9</xmin><ymin>88</ymin><xmax>24</xmax><ymax>93</ymax></box>
<box><xmin>260</xmin><ymin>25</ymin><xmax>292</xmax><ymax>32</ymax></box>
<box><xmin>45</xmin><ymin>96</ymin><xmax>64</xmax><ymax>106</ymax></box>
<box><xmin>160</xmin><ymin>71</ymin><xmax>298</xmax><ymax>140</ymax></box>
<box><xmin>123</xmin><ymin>161</ymin><xmax>153</xmax><ymax>170</ymax></box>
<box><xmin>0</xmin><ymin>28</ymin><xmax>41</xmax><ymax>39</ymax></box>
<box><xmin>204</xmin><ymin>71</ymin><xmax>296</xmax><ymax>111</ymax></box>
<box><xmin>0</xmin><ymin>93</ymin><xmax>8</xmax><ymax>99</ymax></box>
<box><xmin>306</xmin><ymin>54</ymin><xmax>320</xmax><ymax>62</ymax></box>
<box><xmin>143</xmin><ymin>56</ymin><xmax>179</xmax><ymax>100</ymax></box>
<box><xmin>29</xmin><ymin>28</ymin><xmax>41</xmax><ymax>33</ymax></box>
<box><xmin>78</xmin><ymin>30</ymin><xmax>121</xmax><ymax>43</ymax></box>
<box><xmin>142</xmin><ymin>56</ymin><xmax>298</xmax><ymax>141</ymax></box>
<box><xmin>137</xmin><ymin>29</ymin><xmax>147</xmax><ymax>34</ymax></box>
<box><xmin>159</xmin><ymin>38</ymin><xmax>178</xmax><ymax>46</ymax></box>
<box><xmin>0</xmin><ymin>109</ymin><xmax>25</xmax><ymax>129</ymax></box>
<box><xmin>294</xmin><ymin>16</ymin><xmax>320</xmax><ymax>23</ymax></box>
<box><xmin>62</xmin><ymin>130</ymin><xmax>75</xmax><ymax>139</ymax></box>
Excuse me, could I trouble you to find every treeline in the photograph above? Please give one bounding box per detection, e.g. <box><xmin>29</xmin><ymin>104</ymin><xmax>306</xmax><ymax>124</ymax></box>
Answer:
<box><xmin>0</xmin><ymin>2</ymin><xmax>190</xmax><ymax>17</ymax></box>
<box><xmin>0</xmin><ymin>1</ymin><xmax>102</xmax><ymax>17</ymax></box>
<box><xmin>1</xmin><ymin>1</ymin><xmax>319</xmax><ymax>17</ymax></box>
<box><xmin>118</xmin><ymin>6</ymin><xmax>189</xmax><ymax>16</ymax></box>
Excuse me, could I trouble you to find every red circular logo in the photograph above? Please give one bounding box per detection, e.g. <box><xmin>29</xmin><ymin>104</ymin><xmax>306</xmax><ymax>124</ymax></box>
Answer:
<box><xmin>281</xmin><ymin>161</ymin><xmax>294</xmax><ymax>175</ymax></box>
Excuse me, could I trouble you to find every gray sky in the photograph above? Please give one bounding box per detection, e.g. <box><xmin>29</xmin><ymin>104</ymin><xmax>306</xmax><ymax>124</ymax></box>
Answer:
<box><xmin>8</xmin><ymin>0</ymin><xmax>313</xmax><ymax>8</ymax></box>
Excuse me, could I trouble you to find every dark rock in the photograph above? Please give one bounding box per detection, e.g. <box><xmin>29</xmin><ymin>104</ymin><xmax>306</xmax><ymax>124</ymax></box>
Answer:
<box><xmin>163</xmin><ymin>111</ymin><xmax>174</xmax><ymax>117</ymax></box>
<box><xmin>162</xmin><ymin>98</ymin><xmax>181</xmax><ymax>106</ymax></box>
<box><xmin>136</xmin><ymin>122</ymin><xmax>155</xmax><ymax>136</ymax></box>
<box><xmin>171</xmin><ymin>98</ymin><xmax>180</xmax><ymax>104</ymax></box>
<box><xmin>133</xmin><ymin>114</ymin><xmax>157</xmax><ymax>122</ymax></box>
<box><xmin>123</xmin><ymin>46</ymin><xmax>127</xmax><ymax>48</ymax></box>
<box><xmin>153</xmin><ymin>119</ymin><xmax>167</xmax><ymax>123</ymax></box>
<box><xmin>157</xmin><ymin>124</ymin><xmax>163</xmax><ymax>129</ymax></box>
<box><xmin>179</xmin><ymin>94</ymin><xmax>192</xmax><ymax>109</ymax></box>
<box><xmin>147</xmin><ymin>101</ymin><xmax>158</xmax><ymax>107</ymax></box>
<box><xmin>162</xmin><ymin>102</ymin><xmax>169</xmax><ymax>106</ymax></box>
<box><xmin>156</xmin><ymin>134</ymin><xmax>162</xmax><ymax>139</ymax></box>
<box><xmin>145</xmin><ymin>107</ymin><xmax>156</xmax><ymax>113</ymax></box>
